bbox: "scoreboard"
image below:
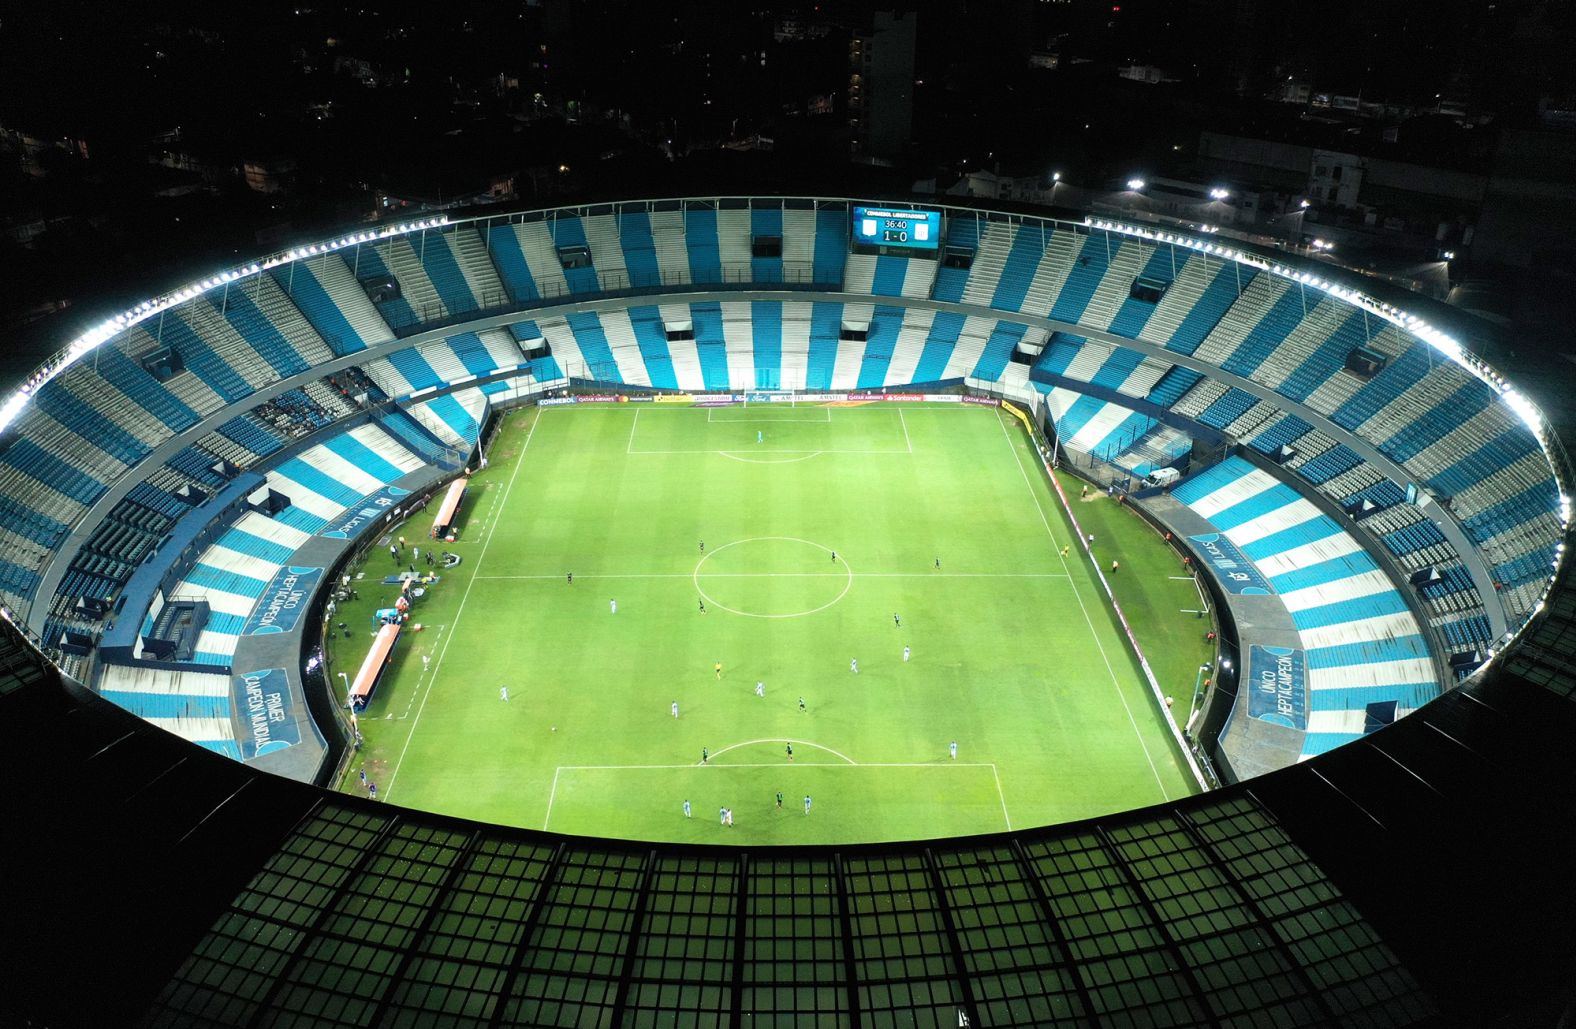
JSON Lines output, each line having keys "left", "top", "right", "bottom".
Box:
{"left": 851, "top": 207, "right": 942, "bottom": 252}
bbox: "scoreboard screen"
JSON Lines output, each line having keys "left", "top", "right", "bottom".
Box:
{"left": 851, "top": 207, "right": 942, "bottom": 251}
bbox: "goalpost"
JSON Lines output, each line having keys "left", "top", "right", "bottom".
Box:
{"left": 743, "top": 390, "right": 796, "bottom": 407}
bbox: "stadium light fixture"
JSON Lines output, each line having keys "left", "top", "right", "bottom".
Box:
{"left": 1126, "top": 177, "right": 1146, "bottom": 190}
{"left": 1051, "top": 171, "right": 1061, "bottom": 182}
{"left": 1442, "top": 250, "right": 1456, "bottom": 260}
{"left": 0, "top": 212, "right": 450, "bottom": 434}
{"left": 1299, "top": 198, "right": 1311, "bottom": 208}
{"left": 1209, "top": 187, "right": 1230, "bottom": 200}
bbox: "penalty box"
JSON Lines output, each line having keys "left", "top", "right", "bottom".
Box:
{"left": 628, "top": 405, "right": 912, "bottom": 454}
{"left": 543, "top": 761, "right": 1010, "bottom": 843}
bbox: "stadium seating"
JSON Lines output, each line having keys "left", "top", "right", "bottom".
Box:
{"left": 408, "top": 389, "right": 489, "bottom": 450}
{"left": 97, "top": 664, "right": 243, "bottom": 758}
{"left": 1175, "top": 456, "right": 1441, "bottom": 757}
{"left": 0, "top": 198, "right": 1559, "bottom": 780}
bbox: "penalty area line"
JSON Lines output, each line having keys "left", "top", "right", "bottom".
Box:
{"left": 543, "top": 766, "right": 561, "bottom": 830}
{"left": 552, "top": 762, "right": 1001, "bottom": 770}
{"left": 991, "top": 763, "right": 1011, "bottom": 830}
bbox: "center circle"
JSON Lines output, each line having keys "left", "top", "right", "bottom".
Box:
{"left": 693, "top": 537, "right": 852, "bottom": 618}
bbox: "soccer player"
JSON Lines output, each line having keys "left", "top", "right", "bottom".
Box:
{"left": 715, "top": 661, "right": 723, "bottom": 680}
{"left": 935, "top": 556, "right": 941, "bottom": 569}
{"left": 893, "top": 612, "right": 901, "bottom": 628}
{"left": 702, "top": 746, "right": 709, "bottom": 764}
{"left": 671, "top": 701, "right": 679, "bottom": 719}
{"left": 831, "top": 550, "right": 837, "bottom": 563}
{"left": 610, "top": 598, "right": 618, "bottom": 614}
{"left": 359, "top": 768, "right": 368, "bottom": 789}
{"left": 804, "top": 795, "right": 812, "bottom": 815}
{"left": 903, "top": 645, "right": 910, "bottom": 662}
{"left": 950, "top": 740, "right": 958, "bottom": 760}
{"left": 368, "top": 782, "right": 378, "bottom": 800}
{"left": 567, "top": 572, "right": 573, "bottom": 584}
{"left": 757, "top": 429, "right": 764, "bottom": 444}
{"left": 422, "top": 654, "right": 430, "bottom": 671}
{"left": 500, "top": 686, "right": 510, "bottom": 702}
{"left": 725, "top": 808, "right": 734, "bottom": 827}
{"left": 786, "top": 743, "right": 794, "bottom": 762}
{"left": 1060, "top": 545, "right": 1070, "bottom": 558}
{"left": 850, "top": 657, "right": 858, "bottom": 674}
{"left": 699, "top": 539, "right": 704, "bottom": 553}
{"left": 798, "top": 696, "right": 807, "bottom": 712}
{"left": 1110, "top": 560, "right": 1119, "bottom": 574}
{"left": 719, "top": 806, "right": 727, "bottom": 826}
{"left": 776, "top": 791, "right": 784, "bottom": 810}
{"left": 755, "top": 681, "right": 765, "bottom": 698}
{"left": 683, "top": 799, "right": 692, "bottom": 818}
{"left": 699, "top": 597, "right": 706, "bottom": 614}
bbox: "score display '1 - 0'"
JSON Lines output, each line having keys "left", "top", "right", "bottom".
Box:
{"left": 881, "top": 217, "right": 931, "bottom": 243}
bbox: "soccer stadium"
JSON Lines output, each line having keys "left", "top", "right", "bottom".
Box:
{"left": 3, "top": 196, "right": 1576, "bottom": 1027}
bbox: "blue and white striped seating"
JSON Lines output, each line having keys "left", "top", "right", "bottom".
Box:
{"left": 1176, "top": 457, "right": 1440, "bottom": 758}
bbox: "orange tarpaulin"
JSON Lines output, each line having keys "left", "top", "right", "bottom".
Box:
{"left": 431, "top": 478, "right": 466, "bottom": 537}
{"left": 349, "top": 622, "right": 401, "bottom": 705}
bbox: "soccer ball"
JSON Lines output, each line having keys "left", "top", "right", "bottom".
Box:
{"left": 551, "top": 726, "right": 557, "bottom": 732}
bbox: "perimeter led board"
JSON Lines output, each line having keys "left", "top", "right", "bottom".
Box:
{"left": 851, "top": 207, "right": 942, "bottom": 251}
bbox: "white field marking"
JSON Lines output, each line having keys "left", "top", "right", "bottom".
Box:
{"left": 628, "top": 448, "right": 908, "bottom": 455}
{"left": 707, "top": 406, "right": 831, "bottom": 422}
{"left": 471, "top": 571, "right": 1069, "bottom": 580}
{"left": 991, "top": 763, "right": 1012, "bottom": 830}
{"left": 545, "top": 762, "right": 1010, "bottom": 830}
{"left": 393, "top": 623, "right": 446, "bottom": 719}
{"left": 705, "top": 738, "right": 857, "bottom": 763}
{"left": 552, "top": 762, "right": 1000, "bottom": 770}
{"left": 626, "top": 407, "right": 641, "bottom": 454}
{"left": 543, "top": 766, "right": 562, "bottom": 830}
{"left": 899, "top": 408, "right": 913, "bottom": 453}
{"left": 718, "top": 451, "right": 822, "bottom": 464}
{"left": 1169, "top": 576, "right": 1195, "bottom": 580}
{"left": 385, "top": 408, "right": 544, "bottom": 800}
{"left": 995, "top": 409, "right": 1170, "bottom": 800}
{"left": 692, "top": 537, "right": 854, "bottom": 619}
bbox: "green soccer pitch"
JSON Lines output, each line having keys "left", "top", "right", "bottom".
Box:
{"left": 325, "top": 401, "right": 1208, "bottom": 844}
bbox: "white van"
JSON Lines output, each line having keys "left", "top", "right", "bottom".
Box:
{"left": 1145, "top": 467, "right": 1182, "bottom": 488}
